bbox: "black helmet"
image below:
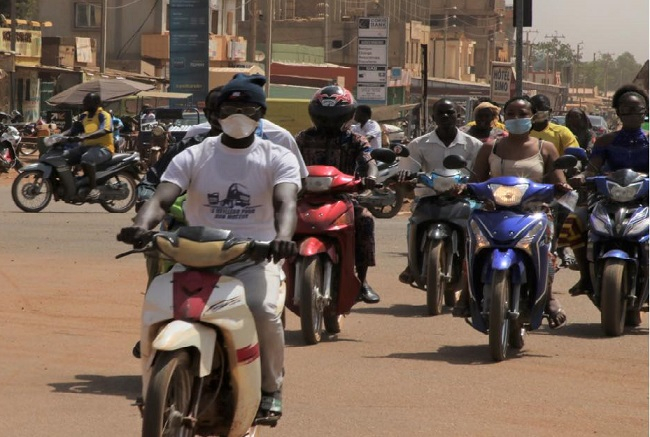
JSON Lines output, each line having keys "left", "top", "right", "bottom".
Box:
{"left": 308, "top": 85, "right": 357, "bottom": 131}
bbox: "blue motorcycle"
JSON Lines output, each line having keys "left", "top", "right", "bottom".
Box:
{"left": 586, "top": 169, "right": 649, "bottom": 336}
{"left": 444, "top": 154, "right": 577, "bottom": 361}
{"left": 405, "top": 169, "right": 476, "bottom": 315}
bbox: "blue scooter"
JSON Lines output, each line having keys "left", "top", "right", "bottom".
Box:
{"left": 444, "top": 154, "right": 577, "bottom": 361}
{"left": 586, "top": 168, "right": 649, "bottom": 336}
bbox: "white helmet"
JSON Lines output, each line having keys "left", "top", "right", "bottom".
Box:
{"left": 1, "top": 126, "right": 21, "bottom": 147}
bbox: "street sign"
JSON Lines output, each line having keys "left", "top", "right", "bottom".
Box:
{"left": 490, "top": 62, "right": 516, "bottom": 104}
{"left": 357, "top": 16, "right": 388, "bottom": 105}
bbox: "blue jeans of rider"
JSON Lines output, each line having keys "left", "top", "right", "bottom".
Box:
{"left": 219, "top": 259, "right": 285, "bottom": 394}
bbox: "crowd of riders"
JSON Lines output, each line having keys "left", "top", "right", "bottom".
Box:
{"left": 21, "top": 73, "right": 646, "bottom": 428}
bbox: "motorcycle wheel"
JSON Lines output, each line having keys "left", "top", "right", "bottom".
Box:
{"left": 425, "top": 240, "right": 446, "bottom": 316}
{"left": 11, "top": 170, "right": 52, "bottom": 213}
{"left": 18, "top": 140, "right": 38, "bottom": 156}
{"left": 367, "top": 185, "right": 404, "bottom": 219}
{"left": 100, "top": 172, "right": 138, "bottom": 213}
{"left": 488, "top": 270, "right": 511, "bottom": 362}
{"left": 601, "top": 259, "right": 627, "bottom": 337}
{"left": 142, "top": 349, "right": 194, "bottom": 437}
{"left": 299, "top": 255, "right": 325, "bottom": 345}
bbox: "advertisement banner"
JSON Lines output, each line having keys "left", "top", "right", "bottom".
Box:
{"left": 357, "top": 17, "right": 388, "bottom": 105}
{"left": 169, "top": 0, "right": 209, "bottom": 108}
{"left": 490, "top": 62, "right": 516, "bottom": 104}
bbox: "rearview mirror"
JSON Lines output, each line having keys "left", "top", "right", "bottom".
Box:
{"left": 370, "top": 148, "right": 396, "bottom": 164}
{"left": 389, "top": 143, "right": 410, "bottom": 157}
{"left": 554, "top": 155, "right": 578, "bottom": 170}
{"left": 443, "top": 154, "right": 467, "bottom": 170}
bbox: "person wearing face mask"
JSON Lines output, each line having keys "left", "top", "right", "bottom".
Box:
{"left": 565, "top": 84, "right": 649, "bottom": 328}
{"left": 452, "top": 96, "right": 573, "bottom": 329}
{"left": 529, "top": 93, "right": 579, "bottom": 154}
{"left": 118, "top": 73, "right": 302, "bottom": 425}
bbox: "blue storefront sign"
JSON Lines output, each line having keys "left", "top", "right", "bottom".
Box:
{"left": 169, "top": 0, "right": 209, "bottom": 108}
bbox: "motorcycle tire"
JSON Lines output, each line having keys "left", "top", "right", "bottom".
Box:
{"left": 142, "top": 349, "right": 194, "bottom": 437}
{"left": 299, "top": 255, "right": 325, "bottom": 345}
{"left": 367, "top": 185, "right": 404, "bottom": 219}
{"left": 425, "top": 240, "right": 446, "bottom": 316}
{"left": 600, "top": 259, "right": 627, "bottom": 337}
{"left": 11, "top": 170, "right": 52, "bottom": 213}
{"left": 488, "top": 270, "right": 511, "bottom": 362}
{"left": 100, "top": 172, "right": 138, "bottom": 213}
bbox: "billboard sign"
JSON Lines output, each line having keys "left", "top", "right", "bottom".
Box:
{"left": 357, "top": 17, "right": 388, "bottom": 105}
{"left": 490, "top": 62, "right": 516, "bottom": 104}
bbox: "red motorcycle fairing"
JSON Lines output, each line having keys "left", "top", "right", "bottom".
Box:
{"left": 172, "top": 270, "right": 221, "bottom": 321}
{"left": 297, "top": 236, "right": 339, "bottom": 263}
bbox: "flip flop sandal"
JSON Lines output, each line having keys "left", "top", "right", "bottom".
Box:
{"left": 547, "top": 308, "right": 567, "bottom": 330}
{"left": 253, "top": 393, "right": 282, "bottom": 427}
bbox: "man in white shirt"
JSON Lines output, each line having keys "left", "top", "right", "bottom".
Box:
{"left": 396, "top": 98, "right": 483, "bottom": 285}
{"left": 118, "top": 74, "right": 300, "bottom": 426}
{"left": 351, "top": 104, "right": 383, "bottom": 150}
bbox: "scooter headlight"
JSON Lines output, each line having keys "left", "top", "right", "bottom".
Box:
{"left": 607, "top": 181, "right": 642, "bottom": 202}
{"left": 304, "top": 177, "right": 333, "bottom": 193}
{"left": 489, "top": 183, "right": 528, "bottom": 207}
{"left": 469, "top": 219, "right": 490, "bottom": 252}
{"left": 433, "top": 176, "right": 456, "bottom": 193}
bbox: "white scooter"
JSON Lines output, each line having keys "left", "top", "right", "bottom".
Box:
{"left": 118, "top": 226, "right": 281, "bottom": 437}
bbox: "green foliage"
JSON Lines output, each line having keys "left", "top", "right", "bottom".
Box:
{"left": 0, "top": 0, "right": 39, "bottom": 20}
{"left": 578, "top": 52, "right": 642, "bottom": 93}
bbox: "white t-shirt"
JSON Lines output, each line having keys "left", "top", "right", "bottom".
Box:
{"left": 162, "top": 136, "right": 301, "bottom": 241}
{"left": 397, "top": 129, "right": 483, "bottom": 197}
{"left": 351, "top": 119, "right": 383, "bottom": 149}
{"left": 183, "top": 119, "right": 309, "bottom": 178}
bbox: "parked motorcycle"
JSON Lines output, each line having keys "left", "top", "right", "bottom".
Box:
{"left": 11, "top": 134, "right": 141, "bottom": 213}
{"left": 284, "top": 148, "right": 397, "bottom": 344}
{"left": 585, "top": 168, "right": 649, "bottom": 336}
{"left": 444, "top": 153, "right": 577, "bottom": 361}
{"left": 403, "top": 168, "right": 476, "bottom": 315}
{"left": 0, "top": 124, "right": 22, "bottom": 173}
{"left": 137, "top": 122, "right": 174, "bottom": 174}
{"left": 117, "top": 226, "right": 274, "bottom": 437}
{"left": 358, "top": 144, "right": 410, "bottom": 219}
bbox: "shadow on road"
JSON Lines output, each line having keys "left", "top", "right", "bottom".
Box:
{"left": 380, "top": 344, "right": 547, "bottom": 365}
{"left": 354, "top": 303, "right": 448, "bottom": 318}
{"left": 49, "top": 374, "right": 140, "bottom": 400}
{"left": 539, "top": 322, "right": 649, "bottom": 339}
{"left": 284, "top": 328, "right": 362, "bottom": 347}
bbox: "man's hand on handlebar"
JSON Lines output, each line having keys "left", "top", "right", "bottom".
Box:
{"left": 117, "top": 226, "right": 152, "bottom": 248}
{"left": 268, "top": 237, "right": 298, "bottom": 263}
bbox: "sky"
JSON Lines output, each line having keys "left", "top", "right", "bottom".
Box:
{"left": 505, "top": 0, "right": 649, "bottom": 63}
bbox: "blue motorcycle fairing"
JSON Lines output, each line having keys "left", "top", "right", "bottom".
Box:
{"left": 590, "top": 173, "right": 649, "bottom": 200}
{"left": 470, "top": 210, "right": 549, "bottom": 245}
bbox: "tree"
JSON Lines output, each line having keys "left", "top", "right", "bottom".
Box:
{"left": 0, "top": 0, "right": 39, "bottom": 20}
{"left": 578, "top": 52, "right": 642, "bottom": 94}
{"left": 530, "top": 36, "right": 575, "bottom": 83}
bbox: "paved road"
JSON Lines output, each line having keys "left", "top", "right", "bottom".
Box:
{"left": 0, "top": 180, "right": 647, "bottom": 437}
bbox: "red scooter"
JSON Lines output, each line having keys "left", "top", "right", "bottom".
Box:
{"left": 284, "top": 148, "right": 396, "bottom": 344}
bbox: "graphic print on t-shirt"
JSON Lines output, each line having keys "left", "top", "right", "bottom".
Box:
{"left": 204, "top": 183, "right": 261, "bottom": 220}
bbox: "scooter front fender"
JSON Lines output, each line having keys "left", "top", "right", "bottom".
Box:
{"left": 601, "top": 249, "right": 636, "bottom": 262}
{"left": 152, "top": 320, "right": 216, "bottom": 377}
{"left": 19, "top": 162, "right": 53, "bottom": 179}
{"left": 491, "top": 248, "right": 518, "bottom": 271}
{"left": 298, "top": 236, "right": 338, "bottom": 263}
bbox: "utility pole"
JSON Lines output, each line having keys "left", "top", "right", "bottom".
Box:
{"left": 247, "top": 0, "right": 257, "bottom": 63}
{"left": 523, "top": 29, "right": 538, "bottom": 78}
{"left": 514, "top": 0, "right": 523, "bottom": 95}
{"left": 573, "top": 41, "right": 583, "bottom": 90}
{"left": 421, "top": 43, "right": 428, "bottom": 134}
{"left": 9, "top": 0, "right": 16, "bottom": 112}
{"left": 264, "top": 0, "right": 272, "bottom": 95}
{"left": 544, "top": 32, "right": 565, "bottom": 85}
{"left": 100, "top": 0, "right": 107, "bottom": 73}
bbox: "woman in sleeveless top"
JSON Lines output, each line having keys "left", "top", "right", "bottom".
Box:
{"left": 453, "top": 96, "right": 571, "bottom": 329}
{"left": 567, "top": 85, "right": 649, "bottom": 328}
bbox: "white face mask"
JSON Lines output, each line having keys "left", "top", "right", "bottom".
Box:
{"left": 218, "top": 114, "right": 258, "bottom": 139}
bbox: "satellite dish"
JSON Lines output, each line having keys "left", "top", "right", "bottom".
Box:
{"left": 255, "top": 51, "right": 265, "bottom": 62}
